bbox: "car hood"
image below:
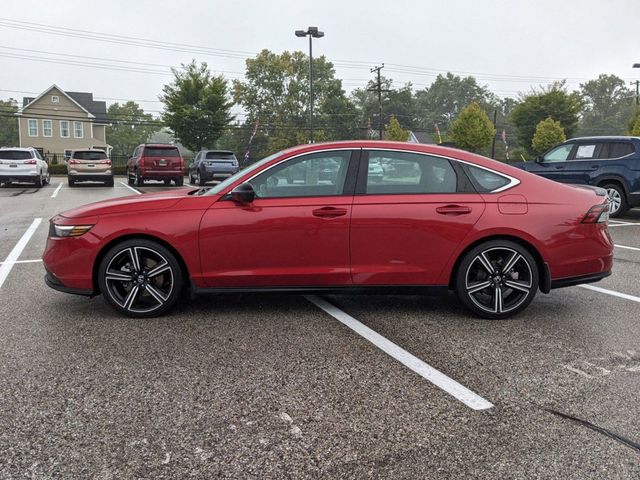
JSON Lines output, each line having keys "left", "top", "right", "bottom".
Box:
{"left": 59, "top": 188, "right": 196, "bottom": 219}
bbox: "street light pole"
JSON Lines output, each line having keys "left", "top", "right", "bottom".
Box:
{"left": 296, "top": 26, "right": 324, "bottom": 143}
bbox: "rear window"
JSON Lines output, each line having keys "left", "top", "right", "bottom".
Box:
{"left": 143, "top": 147, "right": 180, "bottom": 157}
{"left": 0, "top": 150, "right": 33, "bottom": 160}
{"left": 607, "top": 142, "right": 635, "bottom": 158}
{"left": 72, "top": 151, "right": 108, "bottom": 160}
{"left": 205, "top": 152, "right": 235, "bottom": 160}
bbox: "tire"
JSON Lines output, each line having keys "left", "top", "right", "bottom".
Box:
{"left": 164, "top": 179, "right": 171, "bottom": 186}
{"left": 106, "top": 176, "right": 114, "bottom": 187}
{"left": 34, "top": 173, "right": 43, "bottom": 188}
{"left": 127, "top": 169, "right": 134, "bottom": 185}
{"left": 97, "top": 239, "right": 184, "bottom": 318}
{"left": 175, "top": 176, "right": 183, "bottom": 187}
{"left": 44, "top": 171, "right": 50, "bottom": 185}
{"left": 196, "top": 171, "right": 205, "bottom": 187}
{"left": 68, "top": 176, "right": 75, "bottom": 187}
{"left": 602, "top": 183, "right": 628, "bottom": 218}
{"left": 455, "top": 239, "right": 539, "bottom": 320}
{"left": 189, "top": 171, "right": 195, "bottom": 184}
{"left": 135, "top": 170, "right": 144, "bottom": 187}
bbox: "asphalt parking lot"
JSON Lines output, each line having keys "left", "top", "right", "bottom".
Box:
{"left": 1, "top": 178, "right": 640, "bottom": 479}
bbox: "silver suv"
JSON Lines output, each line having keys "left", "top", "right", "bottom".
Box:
{"left": 0, "top": 147, "right": 50, "bottom": 187}
{"left": 188, "top": 150, "right": 239, "bottom": 186}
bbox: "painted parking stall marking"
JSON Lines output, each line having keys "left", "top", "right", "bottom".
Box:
{"left": 0, "top": 218, "right": 42, "bottom": 289}
{"left": 0, "top": 259, "right": 42, "bottom": 266}
{"left": 50, "top": 182, "right": 63, "bottom": 198}
{"left": 615, "top": 244, "right": 640, "bottom": 252}
{"left": 579, "top": 284, "right": 640, "bottom": 304}
{"left": 306, "top": 295, "right": 494, "bottom": 411}
{"left": 119, "top": 181, "right": 142, "bottom": 195}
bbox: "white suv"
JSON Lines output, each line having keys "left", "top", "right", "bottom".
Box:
{"left": 0, "top": 147, "right": 50, "bottom": 188}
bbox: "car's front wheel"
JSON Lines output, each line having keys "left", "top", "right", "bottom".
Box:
{"left": 98, "top": 239, "right": 183, "bottom": 318}
{"left": 602, "top": 183, "right": 628, "bottom": 218}
{"left": 455, "top": 240, "right": 538, "bottom": 319}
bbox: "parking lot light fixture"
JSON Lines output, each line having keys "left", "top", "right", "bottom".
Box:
{"left": 295, "top": 26, "right": 325, "bottom": 143}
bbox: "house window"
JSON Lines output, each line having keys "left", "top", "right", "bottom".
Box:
{"left": 28, "top": 119, "right": 38, "bottom": 137}
{"left": 60, "top": 120, "right": 70, "bottom": 138}
{"left": 64, "top": 150, "right": 72, "bottom": 161}
{"left": 43, "top": 119, "right": 53, "bottom": 137}
{"left": 74, "top": 121, "right": 83, "bottom": 138}
{"left": 51, "top": 96, "right": 59, "bottom": 103}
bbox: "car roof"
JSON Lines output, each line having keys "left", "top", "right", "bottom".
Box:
{"left": 201, "top": 149, "right": 234, "bottom": 154}
{"left": 0, "top": 147, "right": 36, "bottom": 151}
{"left": 142, "top": 143, "right": 179, "bottom": 148}
{"left": 566, "top": 136, "right": 640, "bottom": 142}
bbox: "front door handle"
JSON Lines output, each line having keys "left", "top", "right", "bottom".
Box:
{"left": 591, "top": 165, "right": 599, "bottom": 169}
{"left": 436, "top": 205, "right": 472, "bottom": 215}
{"left": 554, "top": 166, "right": 564, "bottom": 170}
{"left": 312, "top": 207, "right": 348, "bottom": 218}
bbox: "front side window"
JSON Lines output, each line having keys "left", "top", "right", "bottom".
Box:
{"left": 574, "top": 143, "right": 604, "bottom": 160}
{"left": 543, "top": 144, "right": 573, "bottom": 163}
{"left": 74, "top": 121, "right": 83, "bottom": 138}
{"left": 43, "top": 119, "right": 52, "bottom": 137}
{"left": 28, "top": 119, "right": 38, "bottom": 137}
{"left": 364, "top": 150, "right": 457, "bottom": 194}
{"left": 249, "top": 151, "right": 352, "bottom": 198}
{"left": 60, "top": 121, "right": 70, "bottom": 138}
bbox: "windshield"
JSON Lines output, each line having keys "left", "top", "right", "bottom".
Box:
{"left": 0, "top": 150, "right": 33, "bottom": 160}
{"left": 204, "top": 150, "right": 285, "bottom": 196}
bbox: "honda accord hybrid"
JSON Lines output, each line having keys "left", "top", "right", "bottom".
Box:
{"left": 43, "top": 141, "right": 613, "bottom": 319}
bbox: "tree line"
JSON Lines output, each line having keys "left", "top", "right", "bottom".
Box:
{"left": 2, "top": 49, "right": 640, "bottom": 162}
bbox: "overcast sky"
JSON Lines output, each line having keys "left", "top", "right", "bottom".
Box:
{"left": 1, "top": 0, "right": 639, "bottom": 119}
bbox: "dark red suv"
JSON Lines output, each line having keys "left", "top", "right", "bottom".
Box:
{"left": 127, "top": 144, "right": 184, "bottom": 187}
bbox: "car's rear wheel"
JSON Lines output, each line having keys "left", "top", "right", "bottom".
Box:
{"left": 163, "top": 179, "right": 171, "bottom": 186}
{"left": 106, "top": 176, "right": 114, "bottom": 187}
{"left": 98, "top": 239, "right": 183, "bottom": 318}
{"left": 135, "top": 170, "right": 144, "bottom": 187}
{"left": 127, "top": 169, "right": 134, "bottom": 185}
{"left": 455, "top": 240, "right": 538, "bottom": 319}
{"left": 196, "top": 171, "right": 205, "bottom": 186}
{"left": 68, "top": 176, "right": 75, "bottom": 187}
{"left": 44, "top": 172, "right": 50, "bottom": 185}
{"left": 34, "top": 173, "right": 43, "bottom": 188}
{"left": 602, "top": 183, "right": 628, "bottom": 218}
{"left": 175, "top": 176, "right": 183, "bottom": 187}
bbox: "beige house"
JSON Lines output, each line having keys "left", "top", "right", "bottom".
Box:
{"left": 16, "top": 85, "right": 110, "bottom": 160}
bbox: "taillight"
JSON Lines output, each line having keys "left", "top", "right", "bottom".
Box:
{"left": 24, "top": 159, "right": 37, "bottom": 164}
{"left": 139, "top": 158, "right": 145, "bottom": 168}
{"left": 582, "top": 203, "right": 609, "bottom": 224}
{"left": 68, "top": 159, "right": 78, "bottom": 165}
{"left": 99, "top": 159, "right": 112, "bottom": 165}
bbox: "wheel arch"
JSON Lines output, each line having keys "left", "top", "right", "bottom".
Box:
{"left": 596, "top": 176, "right": 629, "bottom": 197}
{"left": 448, "top": 234, "right": 548, "bottom": 293}
{"left": 92, "top": 234, "right": 190, "bottom": 294}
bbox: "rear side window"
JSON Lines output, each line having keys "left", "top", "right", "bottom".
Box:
{"left": 205, "top": 152, "right": 235, "bottom": 160}
{"left": 73, "top": 151, "right": 108, "bottom": 160}
{"left": 143, "top": 147, "right": 180, "bottom": 157}
{"left": 607, "top": 142, "right": 635, "bottom": 159}
{"left": 0, "top": 150, "right": 32, "bottom": 160}
{"left": 466, "top": 165, "right": 511, "bottom": 192}
{"left": 364, "top": 151, "right": 457, "bottom": 194}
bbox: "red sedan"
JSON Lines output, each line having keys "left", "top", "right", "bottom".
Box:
{"left": 43, "top": 141, "right": 613, "bottom": 319}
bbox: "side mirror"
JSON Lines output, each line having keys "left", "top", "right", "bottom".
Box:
{"left": 535, "top": 155, "right": 543, "bottom": 163}
{"left": 230, "top": 183, "right": 255, "bottom": 204}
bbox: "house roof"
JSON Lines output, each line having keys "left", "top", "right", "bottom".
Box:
{"left": 20, "top": 85, "right": 108, "bottom": 123}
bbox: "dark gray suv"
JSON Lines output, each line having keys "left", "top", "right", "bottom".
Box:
{"left": 188, "top": 150, "right": 239, "bottom": 186}
{"left": 513, "top": 136, "right": 640, "bottom": 217}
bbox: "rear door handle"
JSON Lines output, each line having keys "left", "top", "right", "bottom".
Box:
{"left": 591, "top": 165, "right": 599, "bottom": 169}
{"left": 436, "top": 205, "right": 472, "bottom": 215}
{"left": 312, "top": 207, "right": 348, "bottom": 218}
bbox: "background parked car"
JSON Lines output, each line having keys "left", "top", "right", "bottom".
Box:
{"left": 67, "top": 149, "right": 113, "bottom": 187}
{"left": 513, "top": 136, "right": 640, "bottom": 217}
{"left": 189, "top": 150, "right": 239, "bottom": 186}
{"left": 127, "top": 144, "right": 184, "bottom": 187}
{"left": 0, "top": 147, "right": 50, "bottom": 187}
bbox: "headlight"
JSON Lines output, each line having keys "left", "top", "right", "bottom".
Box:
{"left": 49, "top": 223, "right": 94, "bottom": 237}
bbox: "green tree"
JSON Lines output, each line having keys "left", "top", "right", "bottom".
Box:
{"left": 161, "top": 60, "right": 233, "bottom": 152}
{"left": 531, "top": 117, "right": 566, "bottom": 154}
{"left": 414, "top": 73, "right": 499, "bottom": 131}
{"left": 510, "top": 81, "right": 582, "bottom": 153}
{"left": 385, "top": 115, "right": 409, "bottom": 141}
{"left": 233, "top": 50, "right": 358, "bottom": 155}
{"left": 106, "top": 101, "right": 159, "bottom": 156}
{"left": 0, "top": 99, "right": 19, "bottom": 147}
{"left": 630, "top": 114, "right": 640, "bottom": 136}
{"left": 627, "top": 109, "right": 640, "bottom": 134}
{"left": 578, "top": 74, "right": 634, "bottom": 136}
{"left": 449, "top": 102, "right": 496, "bottom": 152}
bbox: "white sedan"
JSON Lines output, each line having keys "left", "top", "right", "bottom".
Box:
{"left": 0, "top": 147, "right": 50, "bottom": 187}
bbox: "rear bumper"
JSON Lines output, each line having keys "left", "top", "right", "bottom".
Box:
{"left": 0, "top": 173, "right": 39, "bottom": 182}
{"left": 202, "top": 166, "right": 239, "bottom": 180}
{"left": 69, "top": 173, "right": 113, "bottom": 182}
{"left": 551, "top": 270, "right": 611, "bottom": 289}
{"left": 45, "top": 270, "right": 95, "bottom": 296}
{"left": 140, "top": 170, "right": 184, "bottom": 179}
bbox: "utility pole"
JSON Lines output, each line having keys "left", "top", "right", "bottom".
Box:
{"left": 368, "top": 64, "right": 390, "bottom": 140}
{"left": 490, "top": 109, "right": 497, "bottom": 159}
{"left": 633, "top": 80, "right": 640, "bottom": 107}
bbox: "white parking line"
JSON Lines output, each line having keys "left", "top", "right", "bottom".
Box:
{"left": 608, "top": 222, "right": 640, "bottom": 227}
{"left": 615, "top": 244, "right": 640, "bottom": 252}
{"left": 119, "top": 181, "right": 141, "bottom": 195}
{"left": 579, "top": 284, "right": 640, "bottom": 303}
{"left": 0, "top": 259, "right": 42, "bottom": 266}
{"left": 0, "top": 218, "right": 42, "bottom": 289}
{"left": 50, "top": 182, "right": 63, "bottom": 198}
{"left": 306, "top": 295, "right": 494, "bottom": 411}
